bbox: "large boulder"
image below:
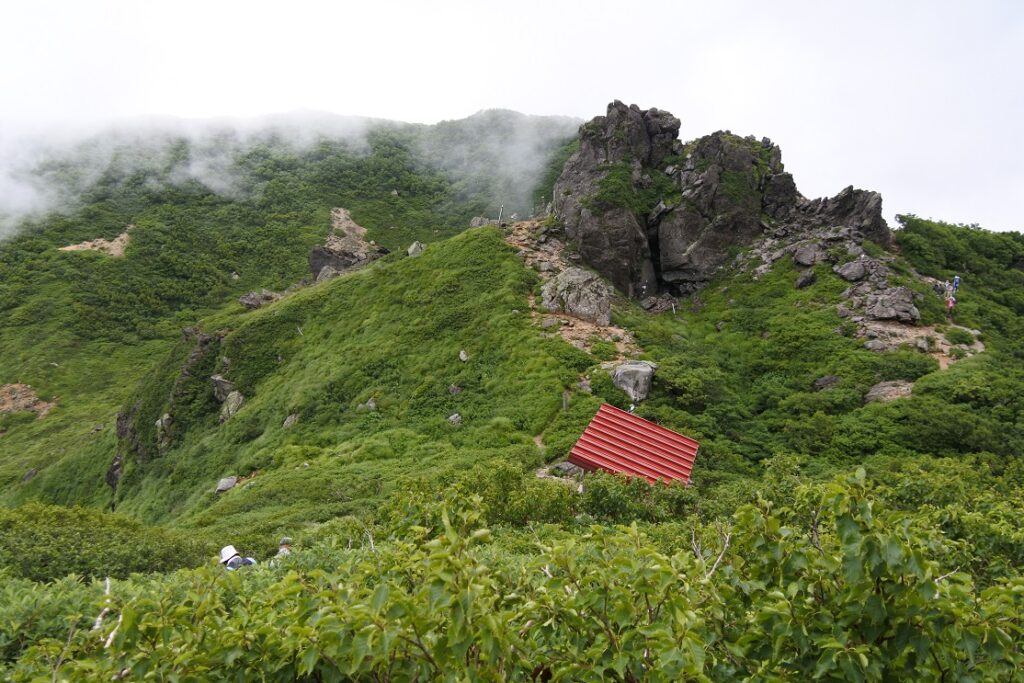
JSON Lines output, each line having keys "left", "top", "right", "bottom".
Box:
{"left": 540, "top": 268, "right": 612, "bottom": 326}
{"left": 611, "top": 360, "right": 658, "bottom": 402}
{"left": 865, "top": 380, "right": 913, "bottom": 403}
{"left": 210, "top": 375, "right": 235, "bottom": 402}
{"left": 219, "top": 391, "right": 244, "bottom": 423}
{"left": 552, "top": 101, "right": 679, "bottom": 295}
{"left": 215, "top": 476, "right": 238, "bottom": 493}
{"left": 865, "top": 287, "right": 920, "bottom": 323}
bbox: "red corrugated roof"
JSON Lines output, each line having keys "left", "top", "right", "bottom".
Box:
{"left": 569, "top": 404, "right": 699, "bottom": 484}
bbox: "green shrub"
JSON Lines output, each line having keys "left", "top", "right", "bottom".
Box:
{"left": 0, "top": 503, "right": 210, "bottom": 582}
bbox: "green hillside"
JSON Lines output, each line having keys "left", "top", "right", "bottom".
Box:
{"left": 2, "top": 115, "right": 1024, "bottom": 679}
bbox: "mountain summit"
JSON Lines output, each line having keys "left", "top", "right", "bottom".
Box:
{"left": 553, "top": 100, "right": 889, "bottom": 296}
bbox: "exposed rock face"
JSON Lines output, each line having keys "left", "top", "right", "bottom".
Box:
{"left": 540, "top": 267, "right": 612, "bottom": 326}
{"left": 210, "top": 375, "right": 235, "bottom": 402}
{"left": 611, "top": 360, "right": 658, "bottom": 402}
{"left": 283, "top": 414, "right": 299, "bottom": 428}
{"left": 864, "top": 287, "right": 920, "bottom": 323}
{"left": 309, "top": 208, "right": 387, "bottom": 279}
{"left": 219, "top": 391, "right": 244, "bottom": 423}
{"left": 155, "top": 413, "right": 174, "bottom": 451}
{"left": 239, "top": 289, "right": 280, "bottom": 310}
{"left": 552, "top": 101, "right": 891, "bottom": 297}
{"left": 865, "top": 380, "right": 913, "bottom": 403}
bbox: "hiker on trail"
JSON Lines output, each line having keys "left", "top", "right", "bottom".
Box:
{"left": 219, "top": 545, "right": 256, "bottom": 570}
{"left": 946, "top": 296, "right": 956, "bottom": 314}
{"left": 953, "top": 275, "right": 961, "bottom": 293}
{"left": 944, "top": 281, "right": 953, "bottom": 298}
{"left": 276, "top": 537, "right": 292, "bottom": 558}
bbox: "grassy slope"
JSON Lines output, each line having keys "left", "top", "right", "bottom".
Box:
{"left": 97, "top": 229, "right": 600, "bottom": 549}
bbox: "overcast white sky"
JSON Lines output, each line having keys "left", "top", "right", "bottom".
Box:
{"left": 1, "top": 0, "right": 1021, "bottom": 230}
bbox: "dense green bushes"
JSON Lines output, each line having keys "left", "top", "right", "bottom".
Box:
{"left": 0, "top": 503, "right": 209, "bottom": 582}
{"left": 5, "top": 472, "right": 1024, "bottom": 680}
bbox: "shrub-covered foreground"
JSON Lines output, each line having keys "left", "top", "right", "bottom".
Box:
{"left": 0, "top": 503, "right": 209, "bottom": 582}
{"left": 6, "top": 471, "right": 1023, "bottom": 681}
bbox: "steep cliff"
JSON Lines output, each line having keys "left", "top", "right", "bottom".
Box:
{"left": 553, "top": 101, "right": 890, "bottom": 296}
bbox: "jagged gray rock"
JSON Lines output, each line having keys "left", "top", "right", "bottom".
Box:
{"left": 864, "top": 339, "right": 889, "bottom": 352}
{"left": 448, "top": 413, "right": 462, "bottom": 426}
{"left": 216, "top": 476, "right": 238, "bottom": 493}
{"left": 283, "top": 414, "right": 299, "bottom": 428}
{"left": 239, "top": 289, "right": 280, "bottom": 310}
{"left": 865, "top": 380, "right": 913, "bottom": 403}
{"left": 865, "top": 287, "right": 920, "bottom": 323}
{"left": 551, "top": 101, "right": 891, "bottom": 297}
{"left": 611, "top": 360, "right": 658, "bottom": 402}
{"left": 210, "top": 375, "right": 235, "bottom": 402}
{"left": 407, "top": 241, "right": 426, "bottom": 257}
{"left": 540, "top": 268, "right": 612, "bottom": 326}
{"left": 155, "top": 413, "right": 173, "bottom": 451}
{"left": 219, "top": 391, "right": 244, "bottom": 423}
{"left": 835, "top": 259, "right": 867, "bottom": 282}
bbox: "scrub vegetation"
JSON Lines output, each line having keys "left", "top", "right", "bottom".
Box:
{"left": 1, "top": 121, "right": 1024, "bottom": 679}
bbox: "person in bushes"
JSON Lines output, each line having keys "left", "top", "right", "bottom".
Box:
{"left": 219, "top": 544, "right": 256, "bottom": 570}
{"left": 276, "top": 537, "right": 292, "bottom": 558}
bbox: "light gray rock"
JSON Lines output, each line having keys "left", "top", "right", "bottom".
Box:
{"left": 540, "top": 267, "right": 612, "bottom": 326}
{"left": 864, "top": 339, "right": 888, "bottom": 352}
{"left": 407, "top": 241, "right": 426, "bottom": 257}
{"left": 459, "top": 350, "right": 469, "bottom": 362}
{"left": 316, "top": 265, "right": 341, "bottom": 282}
{"left": 835, "top": 260, "right": 867, "bottom": 282}
{"left": 611, "top": 360, "right": 658, "bottom": 402}
{"left": 865, "top": 287, "right": 920, "bottom": 323}
{"left": 865, "top": 380, "right": 913, "bottom": 403}
{"left": 216, "top": 476, "right": 238, "bottom": 493}
{"left": 792, "top": 243, "right": 824, "bottom": 267}
{"left": 219, "top": 391, "right": 244, "bottom": 423}
{"left": 283, "top": 414, "right": 299, "bottom": 428}
{"left": 210, "top": 375, "right": 235, "bottom": 402}
{"left": 155, "top": 413, "right": 173, "bottom": 450}
{"left": 239, "top": 289, "right": 280, "bottom": 310}
{"left": 448, "top": 413, "right": 462, "bottom": 426}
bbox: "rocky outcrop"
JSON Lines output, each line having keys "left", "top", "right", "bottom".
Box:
{"left": 551, "top": 101, "right": 891, "bottom": 297}
{"left": 865, "top": 380, "right": 913, "bottom": 403}
{"left": 210, "top": 375, "right": 235, "bottom": 402}
{"left": 407, "top": 241, "right": 426, "bottom": 257}
{"left": 239, "top": 289, "right": 280, "bottom": 310}
{"left": 219, "top": 391, "right": 244, "bottom": 423}
{"left": 540, "top": 268, "right": 612, "bottom": 326}
{"left": 309, "top": 208, "right": 388, "bottom": 279}
{"left": 611, "top": 360, "right": 658, "bottom": 402}
{"left": 216, "top": 476, "right": 238, "bottom": 493}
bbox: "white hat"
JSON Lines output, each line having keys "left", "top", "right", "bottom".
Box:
{"left": 219, "top": 545, "right": 240, "bottom": 564}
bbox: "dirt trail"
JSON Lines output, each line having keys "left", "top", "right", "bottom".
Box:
{"left": 59, "top": 225, "right": 133, "bottom": 256}
{"left": 507, "top": 221, "right": 638, "bottom": 360}
{"left": 859, "top": 319, "right": 984, "bottom": 370}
